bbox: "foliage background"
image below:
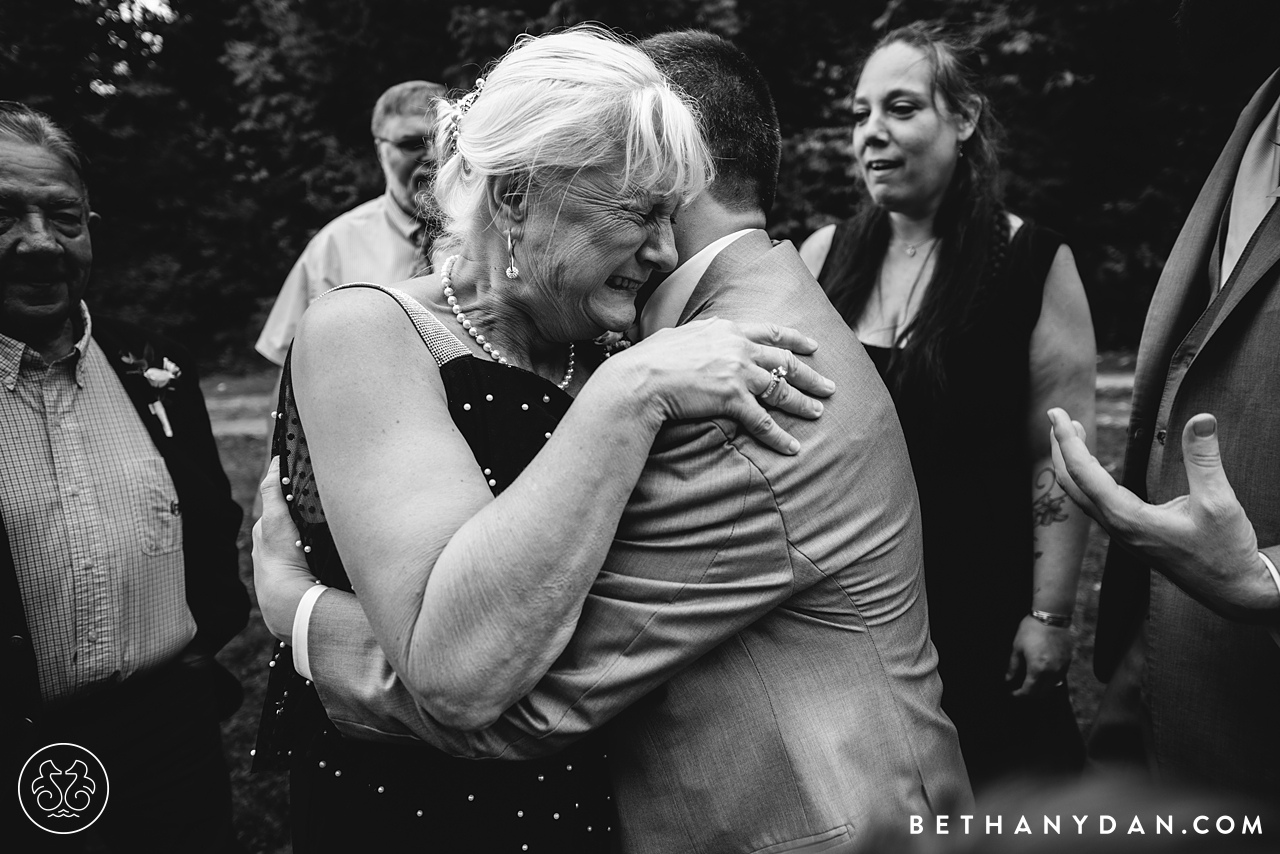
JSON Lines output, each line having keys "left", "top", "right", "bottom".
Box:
{"left": 2, "top": 0, "right": 1275, "bottom": 368}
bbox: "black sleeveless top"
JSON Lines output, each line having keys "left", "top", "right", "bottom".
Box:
{"left": 253, "top": 284, "right": 615, "bottom": 852}
{"left": 819, "top": 222, "right": 1085, "bottom": 788}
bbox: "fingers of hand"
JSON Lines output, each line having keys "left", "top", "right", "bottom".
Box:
{"left": 1005, "top": 647, "right": 1023, "bottom": 682}
{"left": 737, "top": 401, "right": 801, "bottom": 455}
{"left": 780, "top": 356, "right": 834, "bottom": 399}
{"left": 1181, "top": 413, "right": 1232, "bottom": 498}
{"left": 1047, "top": 409, "right": 1118, "bottom": 515}
{"left": 767, "top": 376, "right": 824, "bottom": 420}
{"left": 251, "top": 516, "right": 266, "bottom": 563}
{"left": 259, "top": 456, "right": 281, "bottom": 501}
{"left": 1049, "top": 422, "right": 1095, "bottom": 514}
{"left": 751, "top": 343, "right": 834, "bottom": 400}
{"left": 756, "top": 365, "right": 784, "bottom": 403}
{"left": 741, "top": 321, "right": 818, "bottom": 355}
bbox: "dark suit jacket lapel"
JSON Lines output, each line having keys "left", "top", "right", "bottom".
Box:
{"left": 1126, "top": 68, "right": 1280, "bottom": 495}
{"left": 1199, "top": 202, "right": 1280, "bottom": 344}
{"left": 93, "top": 323, "right": 176, "bottom": 453}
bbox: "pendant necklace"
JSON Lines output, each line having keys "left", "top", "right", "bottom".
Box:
{"left": 899, "top": 236, "right": 937, "bottom": 258}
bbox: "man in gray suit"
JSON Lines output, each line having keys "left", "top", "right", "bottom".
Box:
{"left": 256, "top": 31, "right": 969, "bottom": 851}
{"left": 1050, "top": 0, "right": 1279, "bottom": 800}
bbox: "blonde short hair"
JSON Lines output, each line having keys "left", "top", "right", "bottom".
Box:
{"left": 432, "top": 25, "right": 711, "bottom": 248}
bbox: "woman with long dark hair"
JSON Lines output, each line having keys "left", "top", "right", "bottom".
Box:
{"left": 801, "top": 22, "right": 1096, "bottom": 788}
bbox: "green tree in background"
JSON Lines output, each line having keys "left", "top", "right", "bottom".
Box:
{"left": 2, "top": 0, "right": 1271, "bottom": 366}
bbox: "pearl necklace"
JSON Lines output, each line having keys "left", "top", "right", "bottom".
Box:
{"left": 441, "top": 255, "right": 575, "bottom": 390}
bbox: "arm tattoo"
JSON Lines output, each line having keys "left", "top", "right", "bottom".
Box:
{"left": 1032, "top": 467, "right": 1069, "bottom": 528}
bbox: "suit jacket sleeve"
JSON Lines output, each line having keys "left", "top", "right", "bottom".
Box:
{"left": 307, "top": 417, "right": 798, "bottom": 757}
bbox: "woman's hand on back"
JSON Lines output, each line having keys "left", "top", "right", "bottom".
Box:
{"left": 252, "top": 456, "right": 321, "bottom": 644}
{"left": 604, "top": 317, "right": 835, "bottom": 455}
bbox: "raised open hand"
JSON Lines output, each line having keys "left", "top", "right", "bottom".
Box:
{"left": 1048, "top": 408, "right": 1278, "bottom": 622}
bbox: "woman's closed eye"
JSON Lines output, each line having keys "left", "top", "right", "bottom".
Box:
{"left": 888, "top": 100, "right": 919, "bottom": 118}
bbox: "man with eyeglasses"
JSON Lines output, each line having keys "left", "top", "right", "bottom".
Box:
{"left": 255, "top": 80, "right": 446, "bottom": 367}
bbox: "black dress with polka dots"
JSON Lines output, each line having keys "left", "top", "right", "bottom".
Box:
{"left": 252, "top": 284, "right": 616, "bottom": 853}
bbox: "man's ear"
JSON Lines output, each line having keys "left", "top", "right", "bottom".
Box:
{"left": 88, "top": 211, "right": 101, "bottom": 226}
{"left": 485, "top": 173, "right": 528, "bottom": 228}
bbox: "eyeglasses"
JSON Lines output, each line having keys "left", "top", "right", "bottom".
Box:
{"left": 376, "top": 136, "right": 434, "bottom": 159}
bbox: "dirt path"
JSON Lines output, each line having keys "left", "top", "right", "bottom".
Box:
{"left": 203, "top": 373, "right": 1136, "bottom": 436}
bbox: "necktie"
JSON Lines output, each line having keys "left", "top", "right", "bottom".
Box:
{"left": 1221, "top": 99, "right": 1280, "bottom": 287}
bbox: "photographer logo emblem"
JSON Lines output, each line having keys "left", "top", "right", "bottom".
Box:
{"left": 18, "top": 743, "right": 110, "bottom": 834}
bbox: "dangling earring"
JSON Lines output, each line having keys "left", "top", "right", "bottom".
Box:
{"left": 957, "top": 140, "right": 966, "bottom": 159}
{"left": 505, "top": 229, "right": 520, "bottom": 280}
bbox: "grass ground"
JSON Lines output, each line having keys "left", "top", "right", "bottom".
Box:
{"left": 208, "top": 359, "right": 1132, "bottom": 852}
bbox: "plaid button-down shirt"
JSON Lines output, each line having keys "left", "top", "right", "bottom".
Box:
{"left": 0, "top": 304, "right": 194, "bottom": 705}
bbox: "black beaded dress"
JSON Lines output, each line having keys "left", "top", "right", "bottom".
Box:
{"left": 818, "top": 221, "right": 1085, "bottom": 789}
{"left": 253, "top": 284, "right": 616, "bottom": 853}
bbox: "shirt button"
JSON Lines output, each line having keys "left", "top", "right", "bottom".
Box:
{"left": 1156, "top": 429, "right": 1167, "bottom": 445}
{"left": 87, "top": 630, "right": 98, "bottom": 642}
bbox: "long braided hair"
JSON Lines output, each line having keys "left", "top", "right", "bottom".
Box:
{"left": 825, "top": 22, "right": 1008, "bottom": 398}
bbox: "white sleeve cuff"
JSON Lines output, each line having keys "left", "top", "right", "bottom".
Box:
{"left": 1259, "top": 552, "right": 1280, "bottom": 648}
{"left": 292, "top": 583, "right": 329, "bottom": 681}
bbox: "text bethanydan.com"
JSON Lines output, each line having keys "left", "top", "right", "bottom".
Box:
{"left": 910, "top": 814, "right": 1263, "bottom": 837}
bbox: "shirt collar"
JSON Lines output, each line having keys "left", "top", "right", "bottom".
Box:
{"left": 0, "top": 301, "right": 92, "bottom": 391}
{"left": 1269, "top": 100, "right": 1280, "bottom": 200}
{"left": 636, "top": 228, "right": 760, "bottom": 340}
{"left": 382, "top": 188, "right": 422, "bottom": 242}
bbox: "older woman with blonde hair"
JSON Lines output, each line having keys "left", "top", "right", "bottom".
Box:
{"left": 252, "top": 26, "right": 831, "bottom": 852}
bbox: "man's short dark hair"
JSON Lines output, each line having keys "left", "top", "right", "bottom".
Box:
{"left": 640, "top": 31, "right": 781, "bottom": 215}
{"left": 371, "top": 80, "right": 447, "bottom": 138}
{"left": 0, "top": 101, "right": 87, "bottom": 191}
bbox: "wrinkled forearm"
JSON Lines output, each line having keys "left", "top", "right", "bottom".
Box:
{"left": 305, "top": 421, "right": 796, "bottom": 758}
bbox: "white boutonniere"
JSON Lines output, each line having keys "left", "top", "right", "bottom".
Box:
{"left": 121, "top": 349, "right": 182, "bottom": 437}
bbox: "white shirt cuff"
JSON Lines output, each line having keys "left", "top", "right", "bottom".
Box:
{"left": 1258, "top": 552, "right": 1280, "bottom": 648}
{"left": 292, "top": 583, "right": 328, "bottom": 681}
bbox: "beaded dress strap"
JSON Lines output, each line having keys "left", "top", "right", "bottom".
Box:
{"left": 326, "top": 282, "right": 471, "bottom": 368}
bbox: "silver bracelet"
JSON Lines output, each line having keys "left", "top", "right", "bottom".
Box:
{"left": 1030, "top": 609, "right": 1072, "bottom": 628}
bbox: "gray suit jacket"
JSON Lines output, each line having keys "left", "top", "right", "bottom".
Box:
{"left": 306, "top": 231, "right": 971, "bottom": 852}
{"left": 1094, "top": 69, "right": 1280, "bottom": 797}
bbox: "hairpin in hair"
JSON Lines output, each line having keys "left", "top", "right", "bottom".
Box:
{"left": 450, "top": 77, "right": 485, "bottom": 156}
